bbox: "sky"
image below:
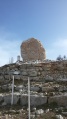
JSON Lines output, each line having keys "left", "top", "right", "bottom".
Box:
{"left": 0, "top": 0, "right": 67, "bottom": 66}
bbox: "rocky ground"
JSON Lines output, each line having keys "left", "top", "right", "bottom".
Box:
{"left": 0, "top": 80, "right": 67, "bottom": 119}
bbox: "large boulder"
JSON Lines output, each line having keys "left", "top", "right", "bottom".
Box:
{"left": 20, "top": 94, "right": 47, "bottom": 106}
{"left": 30, "top": 95, "right": 47, "bottom": 106}
{"left": 21, "top": 38, "right": 46, "bottom": 61}
{"left": 4, "top": 93, "right": 20, "bottom": 105}
{"left": 48, "top": 93, "right": 67, "bottom": 106}
{"left": 20, "top": 94, "right": 28, "bottom": 106}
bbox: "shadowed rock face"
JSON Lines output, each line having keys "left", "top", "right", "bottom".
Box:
{"left": 21, "top": 38, "right": 46, "bottom": 61}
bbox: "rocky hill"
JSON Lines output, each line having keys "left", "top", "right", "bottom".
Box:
{"left": 0, "top": 60, "right": 67, "bottom": 119}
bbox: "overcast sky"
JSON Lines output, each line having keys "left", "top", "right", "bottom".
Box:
{"left": 0, "top": 0, "right": 67, "bottom": 66}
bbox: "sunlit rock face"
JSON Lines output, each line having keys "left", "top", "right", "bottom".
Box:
{"left": 21, "top": 38, "right": 46, "bottom": 61}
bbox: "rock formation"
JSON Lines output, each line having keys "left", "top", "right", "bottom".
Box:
{"left": 21, "top": 38, "right": 46, "bottom": 61}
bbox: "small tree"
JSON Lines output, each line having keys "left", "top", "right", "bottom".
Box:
{"left": 63, "top": 55, "right": 66, "bottom": 60}
{"left": 56, "top": 55, "right": 63, "bottom": 61}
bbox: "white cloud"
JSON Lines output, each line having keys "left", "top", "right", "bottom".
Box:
{"left": 0, "top": 30, "right": 22, "bottom": 66}
{"left": 53, "top": 39, "right": 67, "bottom": 48}
{"left": 46, "top": 39, "right": 67, "bottom": 60}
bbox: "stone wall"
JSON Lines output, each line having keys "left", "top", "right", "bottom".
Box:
{"left": 0, "top": 60, "right": 67, "bottom": 83}
{"left": 0, "top": 60, "right": 67, "bottom": 107}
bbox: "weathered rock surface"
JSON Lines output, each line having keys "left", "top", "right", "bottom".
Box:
{"left": 42, "top": 87, "right": 55, "bottom": 92}
{"left": 30, "top": 95, "right": 47, "bottom": 106}
{"left": 48, "top": 93, "right": 67, "bottom": 106}
{"left": 0, "top": 94, "right": 3, "bottom": 102}
{"left": 4, "top": 93, "right": 20, "bottom": 105}
{"left": 20, "top": 94, "right": 47, "bottom": 106}
{"left": 30, "top": 86, "right": 40, "bottom": 92}
{"left": 1, "top": 85, "right": 8, "bottom": 90}
{"left": 29, "top": 70, "right": 37, "bottom": 77}
{"left": 20, "top": 94, "right": 28, "bottom": 106}
{"left": 21, "top": 38, "right": 46, "bottom": 61}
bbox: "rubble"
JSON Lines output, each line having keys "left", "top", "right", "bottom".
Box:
{"left": 0, "top": 60, "right": 67, "bottom": 118}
